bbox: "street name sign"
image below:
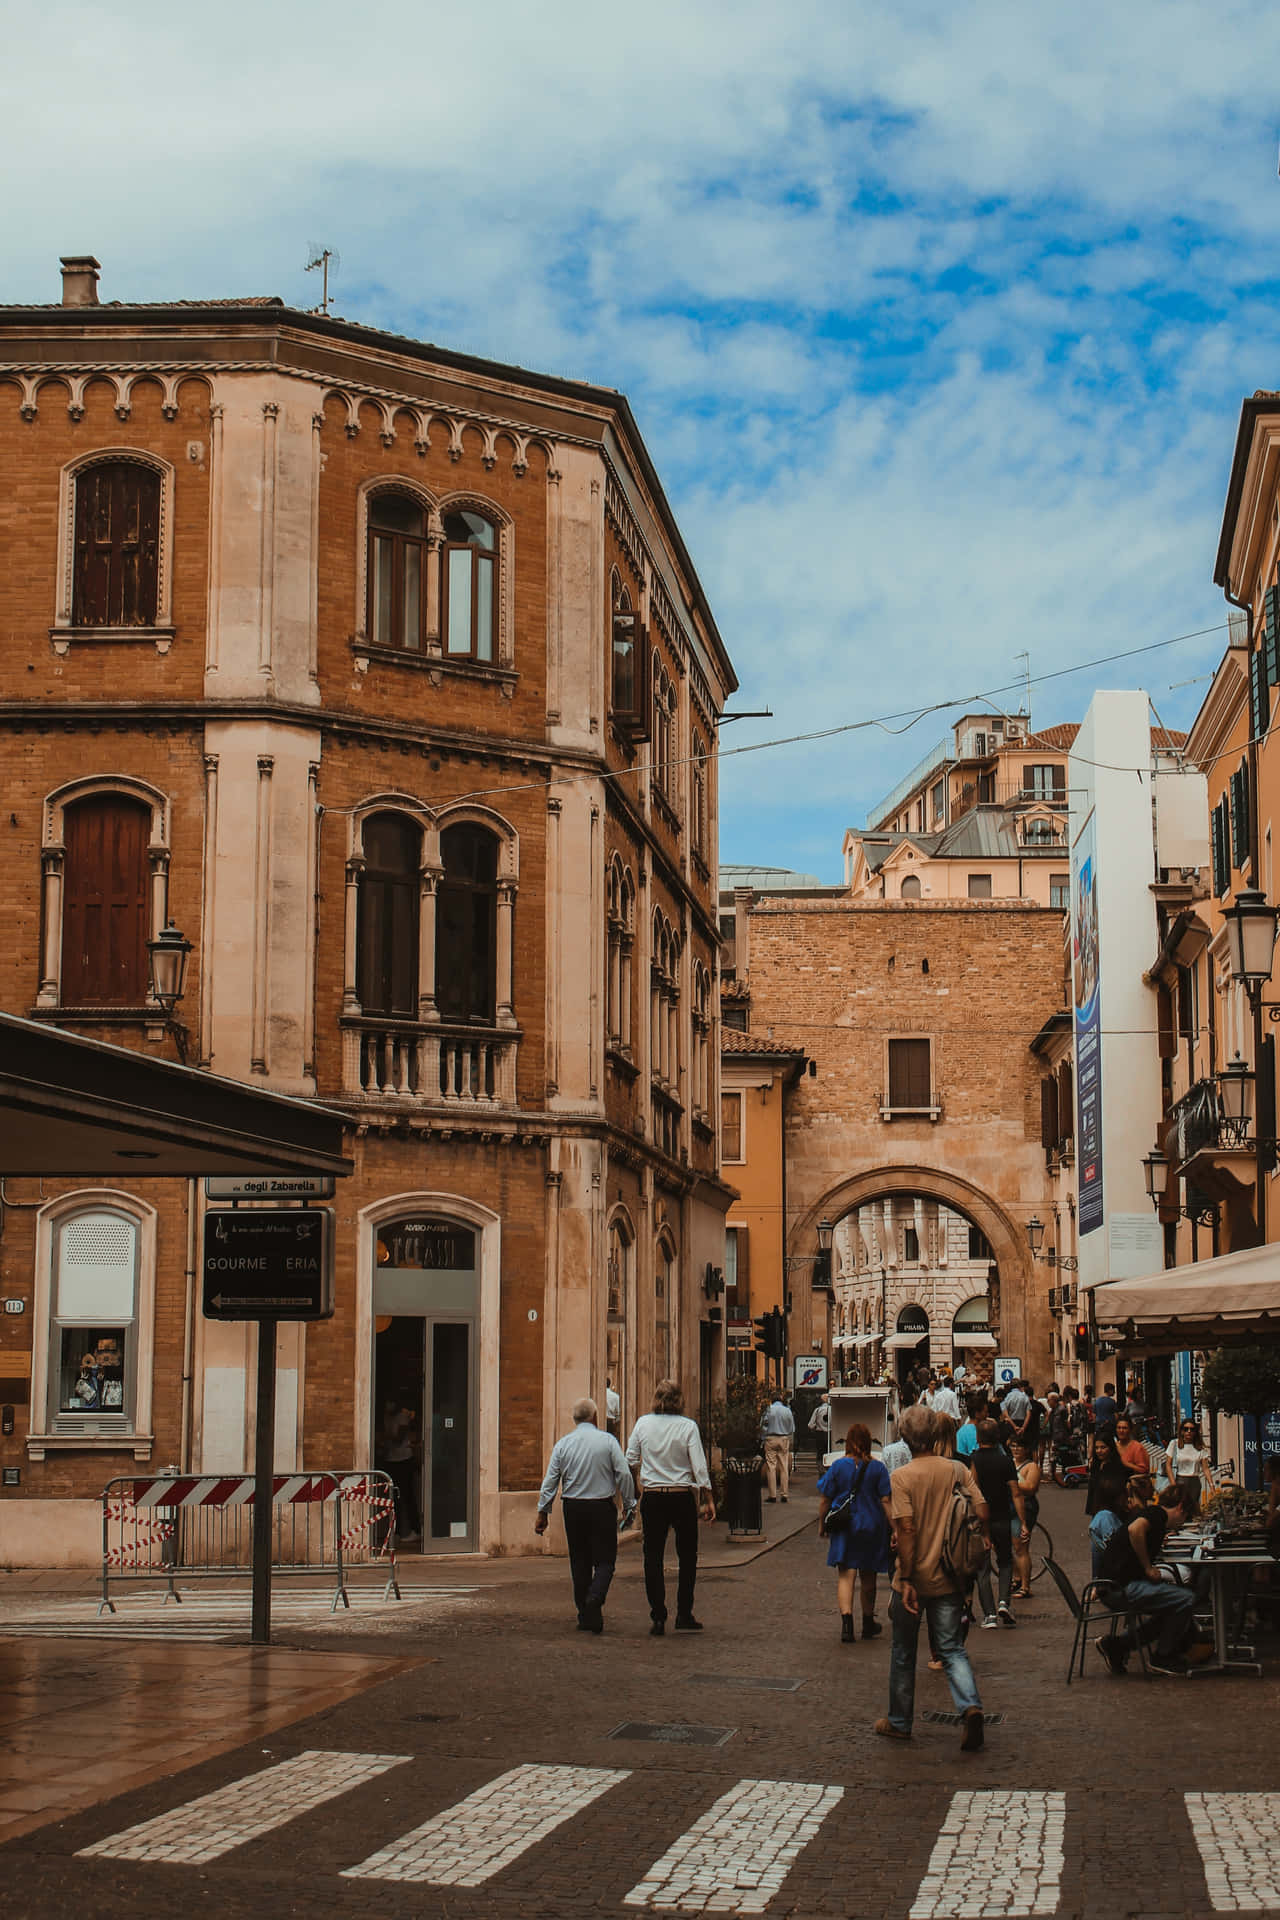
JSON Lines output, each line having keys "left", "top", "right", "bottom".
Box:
{"left": 202, "top": 1209, "right": 333, "bottom": 1321}
{"left": 206, "top": 1174, "right": 335, "bottom": 1201}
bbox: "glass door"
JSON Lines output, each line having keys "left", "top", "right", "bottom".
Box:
{"left": 427, "top": 1321, "right": 473, "bottom": 1547}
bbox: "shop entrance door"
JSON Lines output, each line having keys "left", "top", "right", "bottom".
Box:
{"left": 373, "top": 1217, "right": 478, "bottom": 1554}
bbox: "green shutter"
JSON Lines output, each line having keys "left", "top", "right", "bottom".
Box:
{"left": 1266, "top": 586, "right": 1280, "bottom": 689}
{"left": 1212, "top": 799, "right": 1229, "bottom": 897}
{"left": 1231, "top": 762, "right": 1250, "bottom": 870}
{"left": 1251, "top": 649, "right": 1269, "bottom": 743}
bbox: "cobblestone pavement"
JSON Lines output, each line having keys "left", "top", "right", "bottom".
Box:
{"left": 5, "top": 1480, "right": 1280, "bottom": 1919}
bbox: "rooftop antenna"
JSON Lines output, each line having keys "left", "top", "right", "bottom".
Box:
{"left": 1014, "top": 650, "right": 1032, "bottom": 730}
{"left": 304, "top": 245, "right": 339, "bottom": 316}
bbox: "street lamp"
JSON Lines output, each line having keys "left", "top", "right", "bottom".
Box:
{"left": 1141, "top": 1146, "right": 1169, "bottom": 1211}
{"left": 816, "top": 1217, "right": 834, "bottom": 1251}
{"left": 147, "top": 920, "right": 192, "bottom": 1063}
{"left": 1217, "top": 1055, "right": 1256, "bottom": 1148}
{"left": 1221, "top": 889, "right": 1280, "bottom": 1000}
{"left": 1026, "top": 1215, "right": 1046, "bottom": 1257}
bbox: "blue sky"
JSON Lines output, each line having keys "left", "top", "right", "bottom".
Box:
{"left": 8, "top": 0, "right": 1280, "bottom": 878}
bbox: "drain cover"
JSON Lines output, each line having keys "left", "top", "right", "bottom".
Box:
{"left": 688, "top": 1675, "right": 805, "bottom": 1693}
{"left": 920, "top": 1710, "right": 1005, "bottom": 1726}
{"left": 608, "top": 1722, "right": 736, "bottom": 1747}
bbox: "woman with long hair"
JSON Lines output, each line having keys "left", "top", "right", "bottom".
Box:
{"left": 1085, "top": 1428, "right": 1131, "bottom": 1520}
{"left": 1165, "top": 1420, "right": 1212, "bottom": 1513}
{"left": 817, "top": 1422, "right": 893, "bottom": 1643}
{"left": 1009, "top": 1433, "right": 1042, "bottom": 1599}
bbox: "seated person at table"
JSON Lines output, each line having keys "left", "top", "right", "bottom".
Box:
{"left": 1094, "top": 1485, "right": 1198, "bottom": 1677}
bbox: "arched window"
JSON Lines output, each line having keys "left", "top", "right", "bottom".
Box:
{"left": 609, "top": 571, "right": 647, "bottom": 733}
{"left": 606, "top": 857, "right": 635, "bottom": 1054}
{"left": 72, "top": 460, "right": 160, "bottom": 627}
{"left": 368, "top": 493, "right": 427, "bottom": 651}
{"left": 607, "top": 1215, "right": 632, "bottom": 1436}
{"left": 60, "top": 794, "right": 151, "bottom": 1005}
{"left": 50, "top": 1208, "right": 137, "bottom": 1424}
{"left": 691, "top": 731, "right": 708, "bottom": 857}
{"left": 357, "top": 812, "right": 421, "bottom": 1017}
{"left": 652, "top": 656, "right": 675, "bottom": 803}
{"left": 442, "top": 509, "right": 496, "bottom": 661}
{"left": 900, "top": 874, "right": 922, "bottom": 899}
{"left": 655, "top": 1238, "right": 675, "bottom": 1382}
{"left": 437, "top": 823, "right": 499, "bottom": 1023}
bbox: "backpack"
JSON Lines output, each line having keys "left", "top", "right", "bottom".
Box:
{"left": 939, "top": 1468, "right": 989, "bottom": 1585}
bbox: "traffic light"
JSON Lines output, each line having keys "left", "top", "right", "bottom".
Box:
{"left": 752, "top": 1316, "right": 770, "bottom": 1355}
{"left": 752, "top": 1309, "right": 785, "bottom": 1360}
{"left": 1074, "top": 1321, "right": 1092, "bottom": 1361}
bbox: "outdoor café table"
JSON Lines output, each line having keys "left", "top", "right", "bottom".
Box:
{"left": 1164, "top": 1527, "right": 1270, "bottom": 1677}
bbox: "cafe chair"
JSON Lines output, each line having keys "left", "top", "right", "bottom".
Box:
{"left": 1041, "top": 1555, "right": 1152, "bottom": 1683}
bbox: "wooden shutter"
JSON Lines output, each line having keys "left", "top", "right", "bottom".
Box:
{"left": 1052, "top": 764, "right": 1067, "bottom": 798}
{"left": 721, "top": 1091, "right": 742, "bottom": 1160}
{"left": 1230, "top": 761, "right": 1250, "bottom": 871}
{"left": 1040, "top": 1074, "right": 1059, "bottom": 1151}
{"left": 1261, "top": 1036, "right": 1278, "bottom": 1178}
{"left": 1156, "top": 983, "right": 1176, "bottom": 1059}
{"left": 1266, "top": 585, "right": 1280, "bottom": 689}
{"left": 1211, "top": 797, "right": 1229, "bottom": 897}
{"left": 1057, "top": 1058, "right": 1074, "bottom": 1138}
{"left": 888, "top": 1037, "right": 931, "bottom": 1108}
{"left": 61, "top": 797, "right": 149, "bottom": 1004}
{"left": 734, "top": 1225, "right": 750, "bottom": 1313}
{"left": 72, "top": 463, "right": 160, "bottom": 627}
{"left": 1250, "top": 648, "right": 1268, "bottom": 745}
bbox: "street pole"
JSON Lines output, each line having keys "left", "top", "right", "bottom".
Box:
{"left": 1253, "top": 988, "right": 1267, "bottom": 1251}
{"left": 251, "top": 1321, "right": 277, "bottom": 1645}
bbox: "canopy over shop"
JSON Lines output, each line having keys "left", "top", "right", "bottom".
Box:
{"left": 1089, "top": 1243, "right": 1280, "bottom": 1354}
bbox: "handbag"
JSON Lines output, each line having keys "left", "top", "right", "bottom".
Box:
{"left": 822, "top": 1459, "right": 871, "bottom": 1537}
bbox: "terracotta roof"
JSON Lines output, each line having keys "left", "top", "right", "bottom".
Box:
{"left": 1152, "top": 726, "right": 1189, "bottom": 751}
{"left": 720, "top": 978, "right": 751, "bottom": 1002}
{"left": 0, "top": 296, "right": 286, "bottom": 310}
{"left": 1020, "top": 723, "right": 1079, "bottom": 751}
{"left": 721, "top": 1029, "right": 807, "bottom": 1059}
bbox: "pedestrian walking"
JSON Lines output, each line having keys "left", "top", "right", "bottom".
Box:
{"left": 626, "top": 1379, "right": 716, "bottom": 1635}
{"left": 818, "top": 1421, "right": 893, "bottom": 1642}
{"left": 535, "top": 1396, "right": 635, "bottom": 1634}
{"left": 971, "top": 1418, "right": 1026, "bottom": 1628}
{"left": 605, "top": 1377, "right": 622, "bottom": 1437}
{"left": 761, "top": 1390, "right": 796, "bottom": 1502}
{"left": 1093, "top": 1380, "right": 1119, "bottom": 1430}
{"left": 1164, "top": 1419, "right": 1213, "bottom": 1513}
{"left": 874, "top": 1403, "right": 991, "bottom": 1752}
{"left": 807, "top": 1392, "right": 831, "bottom": 1466}
{"left": 1009, "top": 1433, "right": 1041, "bottom": 1599}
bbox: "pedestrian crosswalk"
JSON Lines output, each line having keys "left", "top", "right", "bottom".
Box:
{"left": 0, "top": 1583, "right": 480, "bottom": 1642}
{"left": 64, "top": 1759, "right": 1280, "bottom": 1916}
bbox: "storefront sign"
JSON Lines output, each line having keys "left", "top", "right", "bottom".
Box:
{"left": 376, "top": 1219, "right": 476, "bottom": 1271}
{"left": 202, "top": 1210, "right": 333, "bottom": 1320}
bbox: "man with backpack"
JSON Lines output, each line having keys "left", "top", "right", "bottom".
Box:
{"left": 874, "top": 1404, "right": 992, "bottom": 1752}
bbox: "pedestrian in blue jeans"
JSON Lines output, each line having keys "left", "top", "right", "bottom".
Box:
{"left": 874, "top": 1404, "right": 991, "bottom": 1753}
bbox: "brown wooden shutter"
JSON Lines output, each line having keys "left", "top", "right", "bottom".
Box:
{"left": 72, "top": 463, "right": 160, "bottom": 627}
{"left": 61, "top": 797, "right": 149, "bottom": 1004}
{"left": 888, "top": 1037, "right": 931, "bottom": 1107}
{"left": 1040, "top": 1075, "right": 1058, "bottom": 1150}
{"left": 1156, "top": 984, "right": 1176, "bottom": 1059}
{"left": 1058, "top": 1059, "right": 1074, "bottom": 1139}
{"left": 721, "top": 1091, "right": 742, "bottom": 1160}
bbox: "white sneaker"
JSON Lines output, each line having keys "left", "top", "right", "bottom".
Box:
{"left": 981, "top": 1614, "right": 1000, "bottom": 1629}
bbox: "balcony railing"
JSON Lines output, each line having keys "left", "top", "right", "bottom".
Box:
{"left": 1170, "top": 1078, "right": 1224, "bottom": 1164}
{"left": 341, "top": 1018, "right": 519, "bottom": 1107}
{"left": 952, "top": 779, "right": 1068, "bottom": 825}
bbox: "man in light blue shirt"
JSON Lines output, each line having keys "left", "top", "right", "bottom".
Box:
{"left": 955, "top": 1391, "right": 988, "bottom": 1459}
{"left": 535, "top": 1397, "right": 635, "bottom": 1634}
{"left": 761, "top": 1393, "right": 796, "bottom": 1502}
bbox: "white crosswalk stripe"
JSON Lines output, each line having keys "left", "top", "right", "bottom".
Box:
{"left": 622, "top": 1777, "right": 841, "bottom": 1914}
{"left": 77, "top": 1750, "right": 409, "bottom": 1865}
{"left": 343, "top": 1761, "right": 630, "bottom": 1886}
{"left": 909, "top": 1791, "right": 1065, "bottom": 1919}
{"left": 1186, "top": 1791, "right": 1280, "bottom": 1911}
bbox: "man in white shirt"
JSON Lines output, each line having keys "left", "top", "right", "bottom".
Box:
{"left": 605, "top": 1378, "right": 622, "bottom": 1437}
{"left": 626, "top": 1379, "right": 715, "bottom": 1634}
{"left": 761, "top": 1392, "right": 796, "bottom": 1501}
{"left": 930, "top": 1376, "right": 961, "bottom": 1426}
{"left": 536, "top": 1396, "right": 635, "bottom": 1634}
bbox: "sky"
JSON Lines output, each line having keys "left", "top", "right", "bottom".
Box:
{"left": 7, "top": 1, "right": 1280, "bottom": 879}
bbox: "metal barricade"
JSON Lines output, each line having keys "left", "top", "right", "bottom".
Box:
{"left": 99, "top": 1471, "right": 400, "bottom": 1617}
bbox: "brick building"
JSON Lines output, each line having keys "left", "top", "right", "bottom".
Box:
{"left": 721, "top": 883, "right": 1064, "bottom": 1391}
{"left": 0, "top": 255, "right": 735, "bottom": 1563}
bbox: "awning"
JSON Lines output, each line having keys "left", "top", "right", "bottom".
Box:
{"left": 953, "top": 1331, "right": 997, "bottom": 1350}
{"left": 1, "top": 1012, "right": 353, "bottom": 1178}
{"left": 1090, "top": 1241, "right": 1280, "bottom": 1352}
{"left": 884, "top": 1330, "right": 929, "bottom": 1350}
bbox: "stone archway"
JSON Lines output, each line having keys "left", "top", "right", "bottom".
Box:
{"left": 793, "top": 1164, "right": 1037, "bottom": 1381}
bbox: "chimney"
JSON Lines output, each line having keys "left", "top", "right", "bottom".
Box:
{"left": 60, "top": 255, "right": 101, "bottom": 307}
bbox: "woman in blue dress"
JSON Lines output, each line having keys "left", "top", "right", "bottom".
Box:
{"left": 817, "top": 1420, "right": 894, "bottom": 1642}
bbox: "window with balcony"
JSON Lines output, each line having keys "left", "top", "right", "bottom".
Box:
{"left": 1023, "top": 763, "right": 1066, "bottom": 801}
{"left": 437, "top": 823, "right": 498, "bottom": 1024}
{"left": 357, "top": 811, "right": 421, "bottom": 1017}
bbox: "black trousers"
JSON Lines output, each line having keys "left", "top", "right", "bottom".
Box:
{"left": 641, "top": 1488, "right": 699, "bottom": 1623}
{"left": 561, "top": 1497, "right": 619, "bottom": 1617}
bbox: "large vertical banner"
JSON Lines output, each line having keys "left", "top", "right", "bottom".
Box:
{"left": 1073, "top": 810, "right": 1104, "bottom": 1235}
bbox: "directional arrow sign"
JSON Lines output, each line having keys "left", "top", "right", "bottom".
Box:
{"left": 202, "top": 1210, "right": 334, "bottom": 1321}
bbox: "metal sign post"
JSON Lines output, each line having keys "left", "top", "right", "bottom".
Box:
{"left": 251, "top": 1325, "right": 277, "bottom": 1644}
{"left": 201, "top": 1206, "right": 335, "bottom": 1645}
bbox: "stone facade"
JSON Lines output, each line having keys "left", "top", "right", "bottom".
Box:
{"left": 0, "top": 264, "right": 735, "bottom": 1562}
